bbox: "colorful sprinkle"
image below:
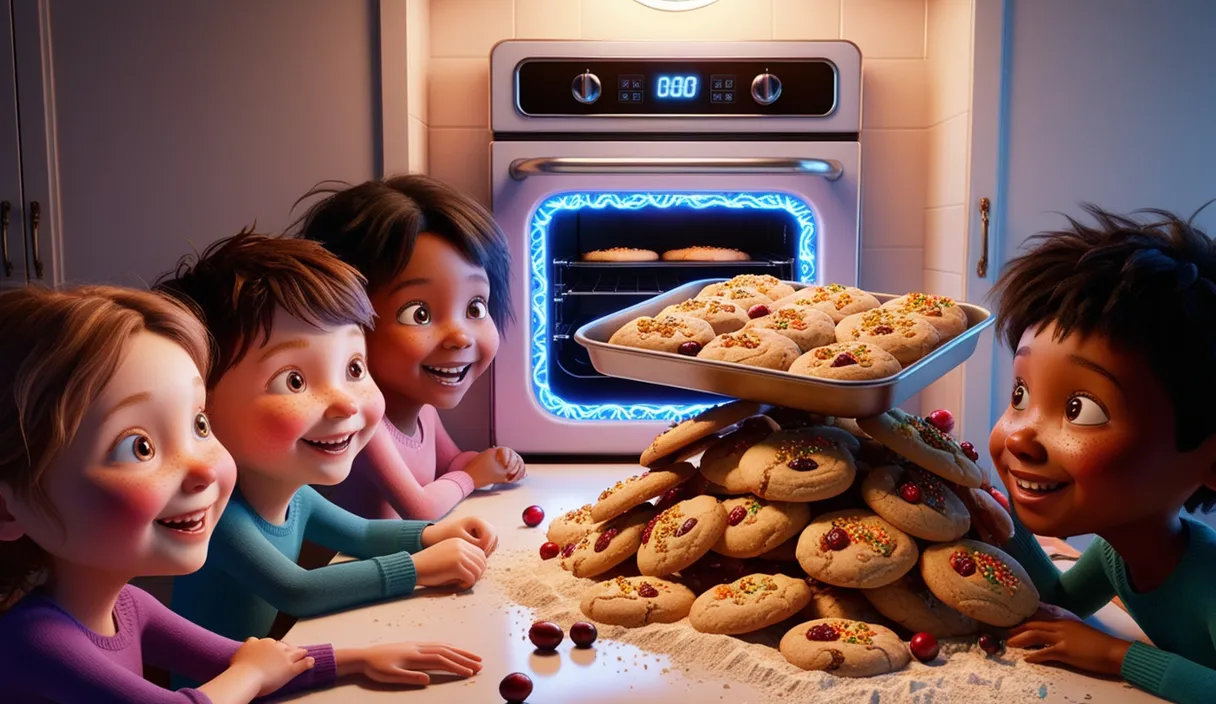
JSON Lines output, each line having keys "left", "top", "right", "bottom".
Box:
{"left": 820, "top": 516, "right": 896, "bottom": 557}
{"left": 951, "top": 549, "right": 1021, "bottom": 595}
{"left": 718, "top": 331, "right": 763, "bottom": 349}
{"left": 636, "top": 315, "right": 699, "bottom": 338}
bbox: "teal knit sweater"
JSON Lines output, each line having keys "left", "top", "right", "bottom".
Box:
{"left": 1002, "top": 512, "right": 1216, "bottom": 704}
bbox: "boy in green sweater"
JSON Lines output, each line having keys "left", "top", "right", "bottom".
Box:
{"left": 985, "top": 204, "right": 1216, "bottom": 704}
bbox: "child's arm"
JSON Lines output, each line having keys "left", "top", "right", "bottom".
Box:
{"left": 1123, "top": 640, "right": 1216, "bottom": 704}
{"left": 359, "top": 426, "right": 471, "bottom": 521}
{"left": 301, "top": 484, "right": 431, "bottom": 558}
{"left": 1001, "top": 510, "right": 1117, "bottom": 618}
{"left": 431, "top": 411, "right": 479, "bottom": 481}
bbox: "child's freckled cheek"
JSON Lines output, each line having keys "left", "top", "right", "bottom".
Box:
{"left": 1048, "top": 432, "right": 1132, "bottom": 482}
{"left": 96, "top": 476, "right": 174, "bottom": 527}
{"left": 251, "top": 397, "right": 316, "bottom": 447}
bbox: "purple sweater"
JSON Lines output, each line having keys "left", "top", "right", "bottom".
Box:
{"left": 0, "top": 584, "right": 336, "bottom": 703}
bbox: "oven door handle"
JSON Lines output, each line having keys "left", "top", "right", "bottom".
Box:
{"left": 508, "top": 157, "right": 844, "bottom": 182}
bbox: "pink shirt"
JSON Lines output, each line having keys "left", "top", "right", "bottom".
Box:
{"left": 329, "top": 405, "right": 478, "bottom": 521}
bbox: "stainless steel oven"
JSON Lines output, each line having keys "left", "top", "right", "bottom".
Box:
{"left": 489, "top": 40, "right": 863, "bottom": 456}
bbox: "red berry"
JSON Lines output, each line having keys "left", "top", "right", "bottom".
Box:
{"left": 654, "top": 486, "right": 684, "bottom": 512}
{"left": 561, "top": 542, "right": 577, "bottom": 558}
{"left": 978, "top": 633, "right": 1005, "bottom": 656}
{"left": 806, "top": 624, "right": 839, "bottom": 641}
{"left": 539, "top": 541, "right": 560, "bottom": 560}
{"left": 747, "top": 304, "right": 770, "bottom": 319}
{"left": 874, "top": 325, "right": 894, "bottom": 335}
{"left": 909, "top": 632, "right": 940, "bottom": 662}
{"left": 926, "top": 409, "right": 955, "bottom": 435}
{"left": 528, "top": 621, "right": 563, "bottom": 651}
{"left": 594, "top": 527, "right": 619, "bottom": 553}
{"left": 825, "top": 527, "right": 850, "bottom": 551}
{"left": 522, "top": 505, "right": 545, "bottom": 527}
{"left": 638, "top": 583, "right": 660, "bottom": 598}
{"left": 959, "top": 441, "right": 979, "bottom": 462}
{"left": 641, "top": 516, "right": 659, "bottom": 545}
{"left": 830, "top": 352, "right": 858, "bottom": 367}
{"left": 727, "top": 505, "right": 748, "bottom": 526}
{"left": 787, "top": 457, "right": 819, "bottom": 471}
{"left": 678, "top": 341, "right": 702, "bottom": 356}
{"left": 499, "top": 672, "right": 533, "bottom": 703}
{"left": 952, "top": 553, "right": 977, "bottom": 577}
{"left": 570, "top": 621, "right": 598, "bottom": 648}
{"left": 898, "top": 482, "right": 923, "bottom": 504}
{"left": 674, "top": 517, "right": 698, "bottom": 537}
{"left": 988, "top": 486, "right": 1011, "bottom": 513}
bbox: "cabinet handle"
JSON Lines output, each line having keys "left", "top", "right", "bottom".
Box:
{"left": 1, "top": 201, "right": 11, "bottom": 277}
{"left": 976, "top": 197, "right": 990, "bottom": 278}
{"left": 29, "top": 201, "right": 43, "bottom": 279}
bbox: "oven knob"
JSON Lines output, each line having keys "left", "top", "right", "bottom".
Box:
{"left": 571, "top": 71, "right": 602, "bottom": 104}
{"left": 751, "top": 72, "right": 782, "bottom": 105}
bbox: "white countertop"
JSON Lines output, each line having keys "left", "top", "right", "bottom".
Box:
{"left": 283, "top": 464, "right": 1163, "bottom": 703}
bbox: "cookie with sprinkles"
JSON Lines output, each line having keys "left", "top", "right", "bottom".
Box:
{"left": 641, "top": 399, "right": 763, "bottom": 467}
{"left": 788, "top": 341, "right": 902, "bottom": 381}
{"left": 579, "top": 576, "right": 696, "bottom": 627}
{"left": 696, "top": 328, "right": 801, "bottom": 371}
{"left": 546, "top": 503, "right": 598, "bottom": 547}
{"left": 835, "top": 308, "right": 942, "bottom": 367}
{"left": 773, "top": 284, "right": 881, "bottom": 324}
{"left": 560, "top": 503, "right": 656, "bottom": 579}
{"left": 581, "top": 247, "right": 660, "bottom": 262}
{"left": 637, "top": 494, "right": 728, "bottom": 577}
{"left": 881, "top": 292, "right": 968, "bottom": 342}
{"left": 857, "top": 408, "right": 984, "bottom": 488}
{"left": 591, "top": 461, "right": 698, "bottom": 522}
{"left": 659, "top": 296, "right": 751, "bottom": 335}
{"left": 861, "top": 463, "right": 971, "bottom": 541}
{"left": 795, "top": 509, "right": 919, "bottom": 589}
{"left": 779, "top": 618, "right": 910, "bottom": 677}
{"left": 608, "top": 313, "right": 715, "bottom": 354}
{"left": 698, "top": 415, "right": 781, "bottom": 494}
{"left": 742, "top": 305, "right": 836, "bottom": 352}
{"left": 861, "top": 571, "right": 979, "bottom": 638}
{"left": 738, "top": 428, "right": 857, "bottom": 503}
{"left": 688, "top": 573, "right": 813, "bottom": 635}
{"left": 799, "top": 577, "right": 886, "bottom": 624}
{"left": 712, "top": 495, "right": 811, "bottom": 559}
{"left": 700, "top": 284, "right": 772, "bottom": 313}
{"left": 920, "top": 539, "right": 1039, "bottom": 627}
{"left": 699, "top": 274, "right": 796, "bottom": 301}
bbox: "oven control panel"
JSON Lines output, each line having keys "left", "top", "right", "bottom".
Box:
{"left": 516, "top": 59, "right": 837, "bottom": 117}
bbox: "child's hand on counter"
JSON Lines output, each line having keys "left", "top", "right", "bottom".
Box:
{"left": 411, "top": 538, "right": 488, "bottom": 590}
{"left": 1008, "top": 613, "right": 1132, "bottom": 677}
{"left": 336, "top": 642, "right": 482, "bottom": 686}
{"left": 421, "top": 515, "right": 499, "bottom": 556}
{"left": 465, "top": 446, "right": 527, "bottom": 488}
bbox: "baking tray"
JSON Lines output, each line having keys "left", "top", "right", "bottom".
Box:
{"left": 574, "top": 279, "right": 994, "bottom": 418}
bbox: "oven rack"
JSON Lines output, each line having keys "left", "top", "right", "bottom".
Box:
{"left": 554, "top": 256, "right": 794, "bottom": 270}
{"left": 555, "top": 256, "right": 794, "bottom": 297}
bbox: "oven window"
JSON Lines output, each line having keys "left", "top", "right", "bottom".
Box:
{"left": 529, "top": 191, "right": 818, "bottom": 422}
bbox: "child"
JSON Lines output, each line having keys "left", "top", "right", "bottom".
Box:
{"left": 986, "top": 204, "right": 1216, "bottom": 704}
{"left": 291, "top": 174, "right": 525, "bottom": 521}
{"left": 156, "top": 232, "right": 497, "bottom": 647}
{"left": 0, "top": 286, "right": 482, "bottom": 702}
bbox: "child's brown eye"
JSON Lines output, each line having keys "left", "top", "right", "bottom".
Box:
{"left": 110, "top": 432, "right": 157, "bottom": 464}
{"left": 134, "top": 436, "right": 154, "bottom": 460}
{"left": 467, "top": 299, "right": 488, "bottom": 320}
{"left": 268, "top": 369, "right": 308, "bottom": 394}
{"left": 347, "top": 358, "right": 366, "bottom": 380}
{"left": 193, "top": 412, "right": 211, "bottom": 438}
{"left": 1065, "top": 395, "right": 1109, "bottom": 426}
{"left": 1011, "top": 381, "right": 1029, "bottom": 410}
{"left": 398, "top": 302, "right": 431, "bottom": 326}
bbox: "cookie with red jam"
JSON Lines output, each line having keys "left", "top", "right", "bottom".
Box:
{"left": 857, "top": 408, "right": 984, "bottom": 488}
{"left": 779, "top": 618, "right": 910, "bottom": 677}
{"left": 835, "top": 308, "right": 941, "bottom": 367}
{"left": 608, "top": 313, "right": 715, "bottom": 355}
{"left": 880, "top": 292, "right": 968, "bottom": 342}
{"left": 659, "top": 297, "right": 750, "bottom": 336}
{"left": 861, "top": 463, "right": 971, "bottom": 541}
{"left": 795, "top": 509, "right": 918, "bottom": 589}
{"left": 579, "top": 576, "right": 696, "bottom": 627}
{"left": 696, "top": 328, "right": 801, "bottom": 371}
{"left": 697, "top": 415, "right": 780, "bottom": 494}
{"left": 591, "top": 462, "right": 698, "bottom": 523}
{"left": 712, "top": 495, "right": 811, "bottom": 559}
{"left": 920, "top": 539, "right": 1039, "bottom": 627}
{"left": 739, "top": 428, "right": 857, "bottom": 503}
{"left": 742, "top": 305, "right": 836, "bottom": 352}
{"left": 546, "top": 503, "right": 597, "bottom": 547}
{"left": 788, "top": 342, "right": 902, "bottom": 381}
{"left": 559, "top": 503, "right": 655, "bottom": 579}
{"left": 637, "top": 495, "right": 728, "bottom": 577}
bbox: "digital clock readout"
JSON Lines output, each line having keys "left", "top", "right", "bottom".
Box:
{"left": 655, "top": 74, "right": 699, "bottom": 99}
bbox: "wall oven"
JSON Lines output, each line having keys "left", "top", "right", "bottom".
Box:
{"left": 489, "top": 40, "right": 863, "bottom": 456}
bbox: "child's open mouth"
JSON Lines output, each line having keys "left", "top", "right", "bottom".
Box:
{"left": 301, "top": 433, "right": 355, "bottom": 455}
{"left": 1012, "top": 476, "right": 1069, "bottom": 497}
{"left": 155, "top": 506, "right": 209, "bottom": 534}
{"left": 423, "top": 364, "right": 472, "bottom": 387}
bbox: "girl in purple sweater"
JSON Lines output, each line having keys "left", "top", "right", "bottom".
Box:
{"left": 0, "top": 286, "right": 481, "bottom": 703}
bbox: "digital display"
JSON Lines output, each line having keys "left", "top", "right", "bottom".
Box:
{"left": 655, "top": 74, "right": 699, "bottom": 99}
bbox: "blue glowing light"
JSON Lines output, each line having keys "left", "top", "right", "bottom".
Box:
{"left": 528, "top": 191, "right": 818, "bottom": 422}
{"left": 656, "top": 75, "right": 699, "bottom": 99}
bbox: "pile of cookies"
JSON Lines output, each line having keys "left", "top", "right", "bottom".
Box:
{"left": 582, "top": 246, "right": 750, "bottom": 262}
{"left": 607, "top": 274, "right": 968, "bottom": 378}
{"left": 544, "top": 400, "right": 1038, "bottom": 679}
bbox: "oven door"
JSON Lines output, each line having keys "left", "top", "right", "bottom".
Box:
{"left": 490, "top": 139, "right": 860, "bottom": 456}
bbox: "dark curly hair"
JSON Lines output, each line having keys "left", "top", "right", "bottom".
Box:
{"left": 990, "top": 203, "right": 1216, "bottom": 512}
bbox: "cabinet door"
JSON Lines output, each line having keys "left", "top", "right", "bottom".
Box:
{"left": 0, "top": 0, "right": 28, "bottom": 288}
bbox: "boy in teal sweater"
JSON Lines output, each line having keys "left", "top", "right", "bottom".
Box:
{"left": 157, "top": 232, "right": 498, "bottom": 646}
{"left": 984, "top": 204, "right": 1216, "bottom": 704}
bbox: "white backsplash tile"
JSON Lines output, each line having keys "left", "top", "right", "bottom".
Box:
{"left": 427, "top": 127, "right": 492, "bottom": 205}
{"left": 926, "top": 111, "right": 969, "bottom": 208}
{"left": 842, "top": 0, "right": 926, "bottom": 59}
{"left": 924, "top": 203, "right": 965, "bottom": 274}
{"left": 861, "top": 128, "right": 928, "bottom": 249}
{"left": 517, "top": 0, "right": 580, "bottom": 38}
{"left": 863, "top": 59, "right": 930, "bottom": 129}
{"left": 408, "top": 116, "right": 429, "bottom": 173}
{"left": 772, "top": 0, "right": 841, "bottom": 40}
{"left": 407, "top": 0, "right": 431, "bottom": 122}
{"left": 431, "top": 0, "right": 515, "bottom": 58}
{"left": 927, "top": 0, "right": 972, "bottom": 125}
{"left": 923, "top": 267, "right": 963, "bottom": 300}
{"left": 429, "top": 58, "right": 490, "bottom": 128}
{"left": 581, "top": 0, "right": 773, "bottom": 41}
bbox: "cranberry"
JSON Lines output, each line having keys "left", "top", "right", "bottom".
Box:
{"left": 674, "top": 518, "right": 698, "bottom": 537}
{"left": 678, "top": 341, "right": 702, "bottom": 356}
{"left": 830, "top": 352, "right": 858, "bottom": 368}
{"left": 874, "top": 325, "right": 895, "bottom": 335}
{"left": 522, "top": 505, "right": 545, "bottom": 527}
{"left": 529, "top": 621, "right": 564, "bottom": 651}
{"left": 825, "top": 527, "right": 850, "bottom": 551}
{"left": 898, "top": 482, "right": 923, "bottom": 504}
{"left": 727, "top": 505, "right": 748, "bottom": 526}
{"left": 926, "top": 409, "right": 955, "bottom": 435}
{"left": 499, "top": 672, "right": 533, "bottom": 703}
{"left": 960, "top": 441, "right": 980, "bottom": 462}
{"left": 654, "top": 486, "right": 684, "bottom": 512}
{"left": 594, "top": 527, "right": 619, "bottom": 553}
{"left": 641, "top": 516, "right": 659, "bottom": 545}
{"left": 909, "top": 632, "right": 940, "bottom": 662}
{"left": 539, "top": 541, "right": 560, "bottom": 560}
{"left": 561, "top": 542, "right": 577, "bottom": 558}
{"left": 747, "top": 304, "right": 770, "bottom": 319}
{"left": 638, "top": 583, "right": 660, "bottom": 598}
{"left": 952, "top": 553, "right": 977, "bottom": 577}
{"left": 806, "top": 624, "right": 839, "bottom": 641}
{"left": 988, "top": 486, "right": 1012, "bottom": 513}
{"left": 978, "top": 633, "right": 1005, "bottom": 656}
{"left": 787, "top": 457, "right": 820, "bottom": 471}
{"left": 570, "top": 621, "right": 598, "bottom": 648}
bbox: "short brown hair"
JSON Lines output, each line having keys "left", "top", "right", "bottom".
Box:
{"left": 0, "top": 285, "right": 209, "bottom": 608}
{"left": 153, "top": 229, "right": 375, "bottom": 389}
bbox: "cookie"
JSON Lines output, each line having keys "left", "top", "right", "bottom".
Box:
{"left": 699, "top": 274, "right": 796, "bottom": 302}
{"left": 857, "top": 409, "right": 984, "bottom": 488}
{"left": 920, "top": 540, "right": 1039, "bottom": 627}
{"left": 637, "top": 495, "right": 728, "bottom": 577}
{"left": 881, "top": 292, "right": 968, "bottom": 342}
{"left": 579, "top": 576, "right": 696, "bottom": 627}
{"left": 609, "top": 313, "right": 715, "bottom": 355}
{"left": 560, "top": 504, "right": 656, "bottom": 579}
{"left": 835, "top": 309, "right": 942, "bottom": 367}
{"left": 861, "top": 463, "right": 971, "bottom": 541}
{"left": 547, "top": 504, "right": 597, "bottom": 547}
{"left": 965, "top": 485, "right": 1015, "bottom": 544}
{"left": 861, "top": 572, "right": 979, "bottom": 638}
{"left": 800, "top": 579, "right": 885, "bottom": 623}
{"left": 697, "top": 415, "right": 780, "bottom": 494}
{"left": 780, "top": 619, "right": 910, "bottom": 677}
{"left": 712, "top": 495, "right": 811, "bottom": 559}
{"left": 795, "top": 509, "right": 918, "bottom": 589}
{"left": 756, "top": 535, "right": 800, "bottom": 563}
{"left": 696, "top": 328, "right": 801, "bottom": 371}
{"left": 591, "top": 462, "right": 698, "bottom": 523}
{"left": 763, "top": 407, "right": 834, "bottom": 430}
{"left": 641, "top": 400, "right": 762, "bottom": 467}
{"left": 773, "top": 284, "right": 880, "bottom": 324}
{"left": 659, "top": 297, "right": 750, "bottom": 335}
{"left": 788, "top": 342, "right": 903, "bottom": 381}
{"left": 739, "top": 428, "right": 857, "bottom": 503}
{"left": 703, "top": 285, "right": 773, "bottom": 315}
{"left": 581, "top": 247, "right": 659, "bottom": 262}
{"left": 743, "top": 305, "right": 837, "bottom": 352}
{"left": 689, "top": 573, "right": 813, "bottom": 635}
{"left": 661, "top": 246, "right": 750, "bottom": 261}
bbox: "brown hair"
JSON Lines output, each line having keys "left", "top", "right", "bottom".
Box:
{"left": 153, "top": 229, "right": 376, "bottom": 389}
{"left": 0, "top": 285, "right": 210, "bottom": 608}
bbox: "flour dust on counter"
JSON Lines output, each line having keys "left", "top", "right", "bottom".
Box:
{"left": 486, "top": 547, "right": 1117, "bottom": 704}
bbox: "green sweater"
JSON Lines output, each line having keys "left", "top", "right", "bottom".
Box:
{"left": 1002, "top": 512, "right": 1216, "bottom": 704}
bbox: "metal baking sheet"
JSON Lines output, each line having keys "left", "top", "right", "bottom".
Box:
{"left": 574, "top": 278, "right": 994, "bottom": 418}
